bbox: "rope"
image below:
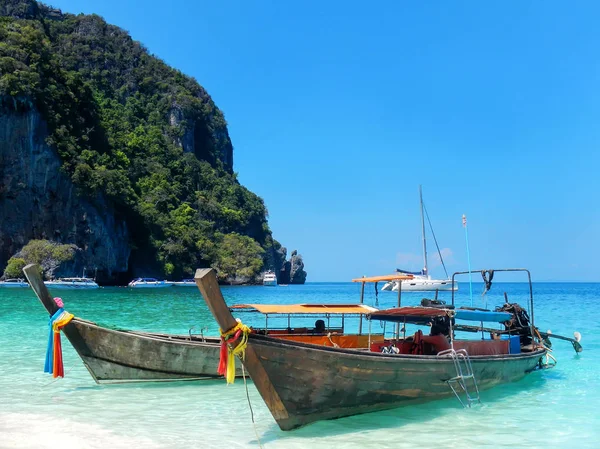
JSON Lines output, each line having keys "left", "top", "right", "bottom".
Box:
{"left": 242, "top": 364, "right": 264, "bottom": 449}
{"left": 40, "top": 363, "right": 77, "bottom": 388}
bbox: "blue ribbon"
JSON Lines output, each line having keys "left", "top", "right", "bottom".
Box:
{"left": 44, "top": 308, "right": 64, "bottom": 374}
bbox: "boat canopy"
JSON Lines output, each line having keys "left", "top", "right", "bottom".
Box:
{"left": 367, "top": 307, "right": 451, "bottom": 324}
{"left": 455, "top": 309, "right": 512, "bottom": 323}
{"left": 368, "top": 306, "right": 513, "bottom": 324}
{"left": 351, "top": 274, "right": 414, "bottom": 283}
{"left": 230, "top": 304, "right": 378, "bottom": 315}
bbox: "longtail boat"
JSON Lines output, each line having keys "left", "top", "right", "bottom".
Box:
{"left": 24, "top": 264, "right": 232, "bottom": 383}
{"left": 195, "top": 268, "right": 573, "bottom": 431}
{"left": 23, "top": 264, "right": 378, "bottom": 383}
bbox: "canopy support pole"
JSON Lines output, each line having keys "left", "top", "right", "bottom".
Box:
{"left": 359, "top": 280, "right": 365, "bottom": 335}
{"left": 395, "top": 281, "right": 402, "bottom": 339}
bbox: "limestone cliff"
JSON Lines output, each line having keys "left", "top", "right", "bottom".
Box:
{"left": 0, "top": 0, "right": 304, "bottom": 284}
{"left": 0, "top": 108, "right": 129, "bottom": 281}
{"left": 277, "top": 249, "right": 308, "bottom": 284}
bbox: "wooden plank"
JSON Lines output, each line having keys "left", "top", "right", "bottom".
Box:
{"left": 194, "top": 268, "right": 237, "bottom": 332}
{"left": 194, "top": 268, "right": 291, "bottom": 423}
{"left": 244, "top": 333, "right": 545, "bottom": 430}
{"left": 23, "top": 263, "right": 59, "bottom": 315}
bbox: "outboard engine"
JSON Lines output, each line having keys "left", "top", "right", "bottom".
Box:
{"left": 495, "top": 303, "right": 533, "bottom": 346}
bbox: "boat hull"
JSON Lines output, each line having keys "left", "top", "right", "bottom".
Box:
{"left": 263, "top": 280, "right": 277, "bottom": 286}
{"left": 383, "top": 280, "right": 457, "bottom": 292}
{"left": 244, "top": 335, "right": 544, "bottom": 430}
{"left": 61, "top": 319, "right": 238, "bottom": 383}
{"left": 128, "top": 283, "right": 172, "bottom": 288}
{"left": 44, "top": 283, "right": 99, "bottom": 289}
{"left": 0, "top": 283, "right": 29, "bottom": 288}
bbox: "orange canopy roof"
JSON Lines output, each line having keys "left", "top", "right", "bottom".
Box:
{"left": 351, "top": 274, "right": 414, "bottom": 283}
{"left": 230, "top": 303, "right": 378, "bottom": 315}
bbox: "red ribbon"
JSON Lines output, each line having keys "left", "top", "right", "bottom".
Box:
{"left": 53, "top": 332, "right": 64, "bottom": 378}
{"left": 217, "top": 329, "right": 243, "bottom": 377}
{"left": 217, "top": 337, "right": 228, "bottom": 376}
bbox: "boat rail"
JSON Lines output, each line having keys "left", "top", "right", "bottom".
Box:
{"left": 450, "top": 268, "right": 535, "bottom": 340}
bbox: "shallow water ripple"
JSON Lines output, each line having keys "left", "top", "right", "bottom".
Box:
{"left": 0, "top": 282, "right": 597, "bottom": 448}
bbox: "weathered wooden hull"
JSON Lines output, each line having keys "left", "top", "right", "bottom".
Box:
{"left": 61, "top": 318, "right": 237, "bottom": 383}
{"left": 245, "top": 335, "right": 546, "bottom": 430}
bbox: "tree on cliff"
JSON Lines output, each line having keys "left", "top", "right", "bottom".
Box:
{"left": 0, "top": 0, "right": 285, "bottom": 281}
{"left": 3, "top": 240, "right": 76, "bottom": 279}
{"left": 212, "top": 233, "right": 265, "bottom": 283}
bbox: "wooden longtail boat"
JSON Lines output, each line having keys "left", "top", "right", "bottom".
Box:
{"left": 195, "top": 268, "right": 551, "bottom": 431}
{"left": 24, "top": 264, "right": 233, "bottom": 383}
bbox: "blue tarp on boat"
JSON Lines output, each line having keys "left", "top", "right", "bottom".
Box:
{"left": 455, "top": 309, "right": 512, "bottom": 323}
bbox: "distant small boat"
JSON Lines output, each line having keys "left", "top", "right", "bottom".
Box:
{"left": 0, "top": 278, "right": 29, "bottom": 288}
{"left": 128, "top": 278, "right": 172, "bottom": 288}
{"left": 45, "top": 277, "right": 99, "bottom": 289}
{"left": 171, "top": 279, "right": 196, "bottom": 287}
{"left": 263, "top": 270, "right": 277, "bottom": 286}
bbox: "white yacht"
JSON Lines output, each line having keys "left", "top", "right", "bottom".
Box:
{"left": 128, "top": 278, "right": 172, "bottom": 288}
{"left": 0, "top": 278, "right": 29, "bottom": 288}
{"left": 171, "top": 279, "right": 196, "bottom": 287}
{"left": 263, "top": 270, "right": 277, "bottom": 286}
{"left": 382, "top": 186, "right": 457, "bottom": 293}
{"left": 44, "top": 277, "right": 99, "bottom": 289}
{"left": 381, "top": 272, "right": 456, "bottom": 292}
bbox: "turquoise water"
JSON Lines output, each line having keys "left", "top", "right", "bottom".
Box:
{"left": 0, "top": 282, "right": 598, "bottom": 448}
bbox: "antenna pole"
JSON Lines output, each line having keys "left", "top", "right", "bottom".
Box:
{"left": 419, "top": 185, "right": 428, "bottom": 277}
{"left": 462, "top": 214, "right": 473, "bottom": 306}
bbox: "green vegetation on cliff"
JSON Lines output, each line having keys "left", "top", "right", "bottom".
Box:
{"left": 3, "top": 240, "right": 75, "bottom": 278}
{"left": 0, "top": 0, "right": 276, "bottom": 280}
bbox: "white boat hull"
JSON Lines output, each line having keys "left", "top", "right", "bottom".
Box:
{"left": 382, "top": 279, "right": 456, "bottom": 292}
{"left": 129, "top": 283, "right": 172, "bottom": 288}
{"left": 0, "top": 282, "right": 29, "bottom": 288}
{"left": 44, "top": 283, "right": 99, "bottom": 289}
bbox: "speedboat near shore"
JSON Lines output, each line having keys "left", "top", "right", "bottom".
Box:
{"left": 263, "top": 270, "right": 277, "bottom": 286}
{"left": 45, "top": 277, "right": 99, "bottom": 289}
{"left": 128, "top": 278, "right": 172, "bottom": 288}
{"left": 171, "top": 279, "right": 196, "bottom": 287}
{"left": 0, "top": 278, "right": 29, "bottom": 288}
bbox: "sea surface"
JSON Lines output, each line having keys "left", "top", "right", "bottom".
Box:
{"left": 0, "top": 281, "right": 597, "bottom": 448}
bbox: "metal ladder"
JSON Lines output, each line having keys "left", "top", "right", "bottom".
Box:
{"left": 437, "top": 348, "right": 481, "bottom": 407}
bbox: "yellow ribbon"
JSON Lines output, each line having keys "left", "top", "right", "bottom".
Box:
{"left": 220, "top": 321, "right": 251, "bottom": 384}
{"left": 52, "top": 311, "right": 74, "bottom": 333}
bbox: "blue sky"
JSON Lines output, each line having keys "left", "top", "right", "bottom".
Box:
{"left": 49, "top": 0, "right": 600, "bottom": 281}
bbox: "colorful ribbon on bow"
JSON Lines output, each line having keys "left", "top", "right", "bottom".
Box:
{"left": 44, "top": 303, "right": 74, "bottom": 378}
{"left": 218, "top": 321, "right": 250, "bottom": 384}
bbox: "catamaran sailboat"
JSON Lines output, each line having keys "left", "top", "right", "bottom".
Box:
{"left": 382, "top": 186, "right": 456, "bottom": 292}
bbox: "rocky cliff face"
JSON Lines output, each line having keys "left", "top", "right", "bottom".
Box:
{"left": 289, "top": 250, "right": 307, "bottom": 284}
{"left": 0, "top": 0, "right": 305, "bottom": 284}
{"left": 278, "top": 249, "right": 307, "bottom": 284}
{"left": 0, "top": 108, "right": 130, "bottom": 281}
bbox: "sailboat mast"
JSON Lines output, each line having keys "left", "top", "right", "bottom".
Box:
{"left": 419, "top": 185, "right": 428, "bottom": 276}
